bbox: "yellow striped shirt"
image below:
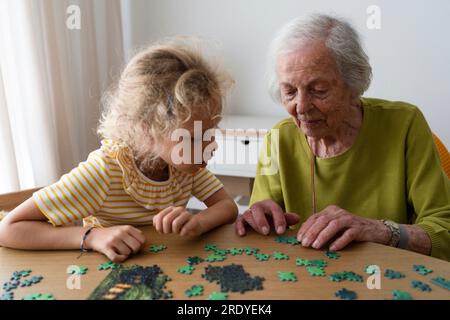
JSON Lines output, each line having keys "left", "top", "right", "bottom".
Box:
{"left": 33, "top": 139, "right": 223, "bottom": 227}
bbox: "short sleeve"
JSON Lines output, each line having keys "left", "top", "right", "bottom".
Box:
{"left": 33, "top": 150, "right": 111, "bottom": 226}
{"left": 191, "top": 168, "right": 223, "bottom": 202}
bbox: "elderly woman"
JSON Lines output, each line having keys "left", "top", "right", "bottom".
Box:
{"left": 235, "top": 14, "right": 450, "bottom": 261}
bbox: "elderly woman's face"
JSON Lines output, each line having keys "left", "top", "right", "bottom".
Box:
{"left": 277, "top": 42, "right": 356, "bottom": 138}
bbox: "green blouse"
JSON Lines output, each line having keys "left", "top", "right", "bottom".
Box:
{"left": 250, "top": 97, "right": 450, "bottom": 261}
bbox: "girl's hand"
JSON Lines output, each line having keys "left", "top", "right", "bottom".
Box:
{"left": 85, "top": 225, "right": 146, "bottom": 262}
{"left": 153, "top": 206, "right": 204, "bottom": 237}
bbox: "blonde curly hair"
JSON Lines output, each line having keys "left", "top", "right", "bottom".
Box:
{"left": 98, "top": 38, "right": 233, "bottom": 172}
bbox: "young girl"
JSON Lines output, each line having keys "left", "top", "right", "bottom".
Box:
{"left": 0, "top": 39, "right": 238, "bottom": 262}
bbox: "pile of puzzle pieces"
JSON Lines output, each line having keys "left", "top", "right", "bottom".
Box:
{"left": 202, "top": 264, "right": 265, "bottom": 294}
{"left": 0, "top": 269, "right": 54, "bottom": 300}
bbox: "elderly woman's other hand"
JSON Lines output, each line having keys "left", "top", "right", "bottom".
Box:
{"left": 235, "top": 199, "right": 300, "bottom": 236}
{"left": 298, "top": 205, "right": 391, "bottom": 251}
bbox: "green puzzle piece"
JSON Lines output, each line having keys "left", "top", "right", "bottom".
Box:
{"left": 310, "top": 259, "right": 327, "bottom": 267}
{"left": 296, "top": 258, "right": 327, "bottom": 267}
{"left": 187, "top": 256, "right": 204, "bottom": 266}
{"left": 278, "top": 271, "right": 297, "bottom": 282}
{"left": 67, "top": 265, "right": 88, "bottom": 275}
{"left": 244, "top": 247, "right": 260, "bottom": 255}
{"left": 177, "top": 265, "right": 195, "bottom": 275}
{"left": 97, "top": 261, "right": 120, "bottom": 271}
{"left": 185, "top": 285, "right": 204, "bottom": 297}
{"left": 205, "top": 254, "right": 226, "bottom": 262}
{"left": 208, "top": 292, "right": 228, "bottom": 300}
{"left": 392, "top": 290, "right": 413, "bottom": 300}
{"left": 330, "top": 273, "right": 345, "bottom": 282}
{"left": 149, "top": 244, "right": 167, "bottom": 253}
{"left": 228, "top": 248, "right": 244, "bottom": 255}
{"left": 295, "top": 258, "right": 310, "bottom": 266}
{"left": 213, "top": 248, "right": 229, "bottom": 255}
{"left": 204, "top": 243, "right": 217, "bottom": 251}
{"left": 325, "top": 250, "right": 341, "bottom": 259}
{"left": 255, "top": 253, "right": 270, "bottom": 261}
{"left": 274, "top": 236, "right": 289, "bottom": 244}
{"left": 286, "top": 237, "right": 301, "bottom": 245}
{"left": 345, "top": 272, "right": 363, "bottom": 282}
{"left": 365, "top": 265, "right": 380, "bottom": 275}
{"left": 307, "top": 266, "right": 326, "bottom": 277}
{"left": 274, "top": 236, "right": 301, "bottom": 245}
{"left": 273, "top": 251, "right": 289, "bottom": 260}
{"left": 22, "top": 293, "right": 55, "bottom": 300}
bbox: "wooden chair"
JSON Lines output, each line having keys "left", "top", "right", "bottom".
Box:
{"left": 0, "top": 187, "right": 42, "bottom": 213}
{"left": 432, "top": 133, "right": 450, "bottom": 179}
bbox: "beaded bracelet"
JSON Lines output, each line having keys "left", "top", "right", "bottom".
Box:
{"left": 77, "top": 227, "right": 94, "bottom": 259}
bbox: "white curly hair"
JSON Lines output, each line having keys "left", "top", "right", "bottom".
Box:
{"left": 268, "top": 14, "right": 372, "bottom": 102}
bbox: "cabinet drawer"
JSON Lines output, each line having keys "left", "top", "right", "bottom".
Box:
{"left": 208, "top": 135, "right": 264, "bottom": 177}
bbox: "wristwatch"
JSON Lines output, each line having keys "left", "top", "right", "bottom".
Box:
{"left": 382, "top": 219, "right": 401, "bottom": 247}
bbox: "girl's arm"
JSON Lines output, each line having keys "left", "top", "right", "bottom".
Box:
{"left": 195, "top": 188, "right": 238, "bottom": 232}
{"left": 0, "top": 197, "right": 146, "bottom": 262}
{"left": 0, "top": 197, "right": 87, "bottom": 249}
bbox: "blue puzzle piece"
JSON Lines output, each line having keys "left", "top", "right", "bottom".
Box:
{"left": 430, "top": 277, "right": 450, "bottom": 291}
{"left": 411, "top": 280, "right": 432, "bottom": 292}
{"left": 0, "top": 292, "right": 14, "bottom": 300}
{"left": 30, "top": 275, "right": 43, "bottom": 284}
{"left": 384, "top": 269, "right": 405, "bottom": 279}
{"left": 335, "top": 288, "right": 357, "bottom": 300}
{"left": 2, "top": 281, "right": 19, "bottom": 292}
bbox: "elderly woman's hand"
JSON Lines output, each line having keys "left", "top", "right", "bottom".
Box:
{"left": 298, "top": 205, "right": 391, "bottom": 251}
{"left": 235, "top": 199, "right": 300, "bottom": 236}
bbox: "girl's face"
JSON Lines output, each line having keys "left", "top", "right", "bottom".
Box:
{"left": 159, "top": 114, "right": 220, "bottom": 174}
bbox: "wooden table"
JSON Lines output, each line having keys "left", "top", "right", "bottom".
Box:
{"left": 1, "top": 224, "right": 449, "bottom": 300}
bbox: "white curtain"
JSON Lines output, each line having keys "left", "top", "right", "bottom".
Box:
{"left": 0, "top": 0, "right": 125, "bottom": 193}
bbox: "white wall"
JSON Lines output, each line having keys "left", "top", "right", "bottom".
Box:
{"left": 124, "top": 0, "right": 450, "bottom": 145}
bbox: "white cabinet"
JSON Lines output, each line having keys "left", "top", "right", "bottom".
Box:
{"left": 207, "top": 134, "right": 263, "bottom": 178}
{"left": 207, "top": 115, "right": 285, "bottom": 178}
